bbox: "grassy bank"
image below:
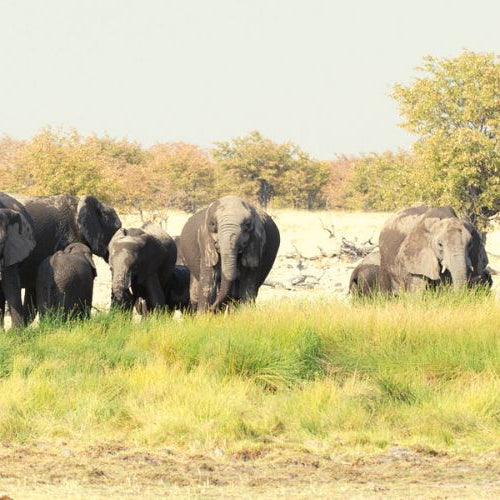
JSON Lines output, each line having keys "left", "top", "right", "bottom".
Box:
{"left": 0, "top": 290, "right": 499, "bottom": 455}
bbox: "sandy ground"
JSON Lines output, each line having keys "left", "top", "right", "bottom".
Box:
{"left": 1, "top": 443, "right": 500, "bottom": 499}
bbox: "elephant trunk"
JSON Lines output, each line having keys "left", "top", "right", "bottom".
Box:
{"left": 212, "top": 225, "right": 239, "bottom": 310}
{"left": 111, "top": 268, "right": 134, "bottom": 310}
{"left": 445, "top": 252, "right": 468, "bottom": 289}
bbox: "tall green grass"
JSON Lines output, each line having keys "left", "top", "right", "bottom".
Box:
{"left": 1, "top": 290, "right": 499, "bottom": 453}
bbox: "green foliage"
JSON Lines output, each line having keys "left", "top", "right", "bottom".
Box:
{"left": 1, "top": 128, "right": 333, "bottom": 211}
{"left": 212, "top": 131, "right": 329, "bottom": 208}
{"left": 393, "top": 51, "right": 500, "bottom": 228}
{"left": 1, "top": 293, "right": 500, "bottom": 452}
{"left": 14, "top": 128, "right": 107, "bottom": 199}
{"left": 348, "top": 151, "right": 419, "bottom": 210}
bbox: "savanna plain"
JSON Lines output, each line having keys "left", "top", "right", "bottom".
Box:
{"left": 2, "top": 210, "right": 500, "bottom": 498}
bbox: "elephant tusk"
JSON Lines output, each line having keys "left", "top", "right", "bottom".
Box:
{"left": 470, "top": 265, "right": 474, "bottom": 272}
{"left": 441, "top": 264, "right": 447, "bottom": 274}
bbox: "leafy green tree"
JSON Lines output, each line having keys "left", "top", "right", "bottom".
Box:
{"left": 349, "top": 151, "right": 418, "bottom": 211}
{"left": 212, "top": 131, "right": 328, "bottom": 208}
{"left": 393, "top": 51, "right": 500, "bottom": 228}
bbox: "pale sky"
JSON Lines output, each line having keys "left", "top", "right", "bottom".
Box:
{"left": 1, "top": 0, "right": 499, "bottom": 159}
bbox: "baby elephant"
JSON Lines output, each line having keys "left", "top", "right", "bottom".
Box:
{"left": 164, "top": 265, "right": 191, "bottom": 312}
{"left": 349, "top": 251, "right": 381, "bottom": 297}
{"left": 36, "top": 243, "right": 97, "bottom": 320}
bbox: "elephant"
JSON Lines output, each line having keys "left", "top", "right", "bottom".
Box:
{"left": 108, "top": 223, "right": 177, "bottom": 314}
{"left": 378, "top": 205, "right": 489, "bottom": 292}
{"left": 0, "top": 193, "right": 36, "bottom": 328}
{"left": 17, "top": 194, "right": 121, "bottom": 321}
{"left": 349, "top": 251, "right": 380, "bottom": 296}
{"left": 164, "top": 265, "right": 191, "bottom": 312}
{"left": 173, "top": 236, "right": 186, "bottom": 265}
{"left": 179, "top": 195, "right": 280, "bottom": 312}
{"left": 36, "top": 242, "right": 96, "bottom": 320}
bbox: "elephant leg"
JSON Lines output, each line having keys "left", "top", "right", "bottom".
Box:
{"left": 2, "top": 265, "right": 25, "bottom": 328}
{"left": 198, "top": 264, "right": 218, "bottom": 312}
{"left": 0, "top": 285, "right": 5, "bottom": 329}
{"left": 24, "top": 286, "right": 38, "bottom": 324}
{"left": 238, "top": 271, "right": 259, "bottom": 304}
{"left": 189, "top": 274, "right": 199, "bottom": 311}
{"left": 145, "top": 275, "right": 166, "bottom": 313}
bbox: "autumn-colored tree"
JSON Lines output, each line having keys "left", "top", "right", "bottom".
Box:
{"left": 322, "top": 156, "right": 357, "bottom": 209}
{"left": 149, "top": 142, "right": 219, "bottom": 212}
{"left": 393, "top": 51, "right": 500, "bottom": 228}
{"left": 0, "top": 136, "right": 24, "bottom": 192}
{"left": 14, "top": 128, "right": 108, "bottom": 200}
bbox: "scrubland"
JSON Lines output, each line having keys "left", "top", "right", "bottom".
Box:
{"left": 2, "top": 210, "right": 500, "bottom": 497}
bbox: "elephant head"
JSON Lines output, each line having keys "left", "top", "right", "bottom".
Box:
{"left": 397, "top": 215, "right": 487, "bottom": 289}
{"left": 64, "top": 242, "right": 97, "bottom": 278}
{"left": 0, "top": 208, "right": 35, "bottom": 270}
{"left": 198, "top": 195, "right": 266, "bottom": 310}
{"left": 76, "top": 196, "right": 121, "bottom": 261}
{"left": 108, "top": 228, "right": 144, "bottom": 309}
{"left": 108, "top": 226, "right": 175, "bottom": 311}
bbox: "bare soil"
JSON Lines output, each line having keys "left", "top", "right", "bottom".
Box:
{"left": 0, "top": 442, "right": 499, "bottom": 498}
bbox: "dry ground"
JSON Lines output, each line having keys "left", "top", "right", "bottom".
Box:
{"left": 92, "top": 209, "right": 500, "bottom": 308}
{"left": 1, "top": 443, "right": 500, "bottom": 498}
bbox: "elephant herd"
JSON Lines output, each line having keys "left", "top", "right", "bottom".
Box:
{"left": 0, "top": 192, "right": 280, "bottom": 328}
{"left": 0, "top": 191, "right": 493, "bottom": 329}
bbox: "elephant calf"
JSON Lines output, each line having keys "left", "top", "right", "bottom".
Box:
{"left": 108, "top": 223, "right": 177, "bottom": 314}
{"left": 349, "top": 251, "right": 381, "bottom": 297}
{"left": 36, "top": 243, "right": 96, "bottom": 320}
{"left": 164, "top": 265, "right": 191, "bottom": 312}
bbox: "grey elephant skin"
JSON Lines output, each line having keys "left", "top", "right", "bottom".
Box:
{"left": 349, "top": 251, "right": 380, "bottom": 296}
{"left": 17, "top": 194, "right": 121, "bottom": 321}
{"left": 379, "top": 205, "right": 489, "bottom": 292}
{"left": 164, "top": 265, "right": 191, "bottom": 311}
{"left": 179, "top": 195, "right": 280, "bottom": 312}
{"left": 36, "top": 242, "right": 96, "bottom": 320}
{"left": 108, "top": 224, "right": 177, "bottom": 313}
{"left": 0, "top": 193, "right": 36, "bottom": 328}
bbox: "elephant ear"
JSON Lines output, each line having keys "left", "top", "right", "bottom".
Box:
{"left": 1, "top": 209, "right": 36, "bottom": 267}
{"left": 77, "top": 196, "right": 111, "bottom": 258}
{"left": 465, "top": 222, "right": 488, "bottom": 275}
{"left": 241, "top": 210, "right": 266, "bottom": 269}
{"left": 198, "top": 207, "right": 219, "bottom": 267}
{"left": 397, "top": 218, "right": 440, "bottom": 281}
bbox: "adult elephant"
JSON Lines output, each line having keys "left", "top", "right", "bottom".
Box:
{"left": 179, "top": 195, "right": 280, "bottom": 312}
{"left": 0, "top": 193, "right": 36, "bottom": 328}
{"left": 18, "top": 194, "right": 121, "bottom": 320}
{"left": 379, "top": 205, "right": 488, "bottom": 292}
{"left": 349, "top": 251, "right": 380, "bottom": 296}
{"left": 108, "top": 223, "right": 177, "bottom": 313}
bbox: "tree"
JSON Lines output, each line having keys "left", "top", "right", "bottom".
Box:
{"left": 149, "top": 142, "right": 219, "bottom": 212}
{"left": 393, "top": 51, "right": 500, "bottom": 229}
{"left": 14, "top": 128, "right": 107, "bottom": 199}
{"left": 349, "top": 151, "right": 418, "bottom": 211}
{"left": 212, "top": 131, "right": 329, "bottom": 208}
